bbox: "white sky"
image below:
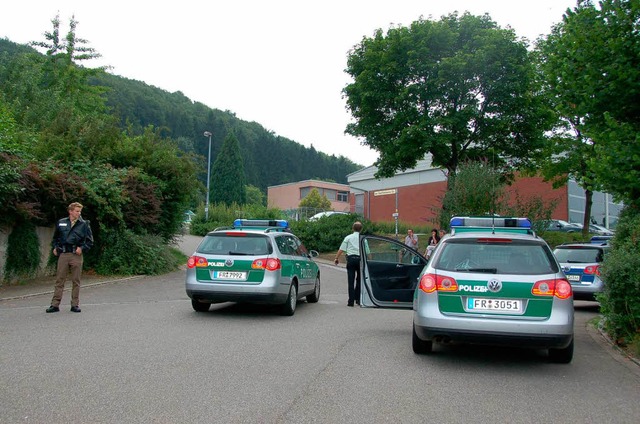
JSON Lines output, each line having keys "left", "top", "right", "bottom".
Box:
{"left": 2, "top": 1, "right": 577, "bottom": 166}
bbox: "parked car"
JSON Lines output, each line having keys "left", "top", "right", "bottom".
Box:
{"left": 553, "top": 241, "right": 609, "bottom": 301}
{"left": 359, "top": 216, "right": 575, "bottom": 363}
{"left": 564, "top": 222, "right": 613, "bottom": 235}
{"left": 308, "top": 211, "right": 348, "bottom": 221}
{"left": 542, "top": 219, "right": 581, "bottom": 233}
{"left": 185, "top": 219, "right": 320, "bottom": 316}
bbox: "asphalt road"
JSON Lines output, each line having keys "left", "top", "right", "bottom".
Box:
{"left": 1, "top": 235, "right": 639, "bottom": 423}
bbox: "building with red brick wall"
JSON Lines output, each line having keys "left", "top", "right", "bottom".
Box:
{"left": 267, "top": 180, "right": 350, "bottom": 212}
{"left": 347, "top": 157, "right": 620, "bottom": 228}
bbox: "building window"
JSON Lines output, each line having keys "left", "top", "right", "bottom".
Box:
{"left": 337, "top": 191, "right": 349, "bottom": 202}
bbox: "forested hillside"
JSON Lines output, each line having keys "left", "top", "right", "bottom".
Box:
{"left": 0, "top": 38, "right": 362, "bottom": 191}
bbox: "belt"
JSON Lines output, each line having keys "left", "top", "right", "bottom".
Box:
{"left": 61, "top": 246, "right": 77, "bottom": 253}
{"left": 347, "top": 255, "right": 360, "bottom": 258}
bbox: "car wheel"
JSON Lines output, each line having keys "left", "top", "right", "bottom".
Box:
{"left": 306, "top": 275, "right": 320, "bottom": 303}
{"left": 412, "top": 323, "right": 432, "bottom": 354}
{"left": 280, "top": 283, "right": 297, "bottom": 316}
{"left": 549, "top": 338, "right": 574, "bottom": 363}
{"left": 191, "top": 299, "right": 211, "bottom": 312}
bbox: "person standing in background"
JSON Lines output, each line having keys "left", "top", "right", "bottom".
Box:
{"left": 424, "top": 228, "right": 441, "bottom": 259}
{"left": 404, "top": 229, "right": 418, "bottom": 250}
{"left": 334, "top": 221, "right": 363, "bottom": 307}
{"left": 46, "top": 202, "right": 94, "bottom": 313}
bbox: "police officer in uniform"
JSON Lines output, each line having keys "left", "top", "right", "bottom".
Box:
{"left": 46, "top": 202, "right": 94, "bottom": 313}
{"left": 334, "top": 221, "right": 363, "bottom": 307}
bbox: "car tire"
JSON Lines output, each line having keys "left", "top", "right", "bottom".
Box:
{"left": 280, "top": 283, "right": 297, "bottom": 316}
{"left": 548, "top": 338, "right": 574, "bottom": 363}
{"left": 191, "top": 299, "right": 211, "bottom": 312}
{"left": 306, "top": 275, "right": 321, "bottom": 303}
{"left": 412, "top": 323, "right": 433, "bottom": 354}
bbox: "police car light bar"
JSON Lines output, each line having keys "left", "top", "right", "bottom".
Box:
{"left": 233, "top": 219, "right": 289, "bottom": 229}
{"left": 450, "top": 216, "right": 532, "bottom": 229}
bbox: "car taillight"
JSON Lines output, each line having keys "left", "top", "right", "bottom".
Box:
{"left": 252, "top": 258, "right": 281, "bottom": 271}
{"left": 419, "top": 274, "right": 436, "bottom": 293}
{"left": 419, "top": 273, "right": 458, "bottom": 293}
{"left": 187, "top": 256, "right": 208, "bottom": 269}
{"left": 584, "top": 265, "right": 600, "bottom": 276}
{"left": 532, "top": 279, "right": 572, "bottom": 299}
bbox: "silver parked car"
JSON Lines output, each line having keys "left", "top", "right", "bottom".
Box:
{"left": 360, "top": 216, "right": 575, "bottom": 363}
{"left": 185, "top": 219, "right": 320, "bottom": 316}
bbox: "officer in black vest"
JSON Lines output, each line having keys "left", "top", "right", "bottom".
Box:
{"left": 46, "top": 202, "right": 94, "bottom": 313}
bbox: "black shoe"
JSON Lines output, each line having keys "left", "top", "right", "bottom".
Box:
{"left": 355, "top": 300, "right": 360, "bottom": 305}
{"left": 347, "top": 302, "right": 354, "bottom": 307}
{"left": 70, "top": 306, "right": 81, "bottom": 313}
{"left": 46, "top": 306, "right": 60, "bottom": 313}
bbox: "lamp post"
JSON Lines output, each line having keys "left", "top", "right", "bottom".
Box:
{"left": 204, "top": 131, "right": 212, "bottom": 221}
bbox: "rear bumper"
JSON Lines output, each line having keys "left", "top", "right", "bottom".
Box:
{"left": 413, "top": 295, "right": 574, "bottom": 349}
{"left": 186, "top": 289, "right": 287, "bottom": 304}
{"left": 185, "top": 268, "right": 289, "bottom": 304}
{"left": 414, "top": 325, "right": 573, "bottom": 349}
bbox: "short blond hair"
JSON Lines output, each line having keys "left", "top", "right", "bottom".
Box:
{"left": 68, "top": 202, "right": 83, "bottom": 211}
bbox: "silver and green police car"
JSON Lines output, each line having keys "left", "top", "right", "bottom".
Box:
{"left": 359, "top": 216, "right": 575, "bottom": 363}
{"left": 185, "top": 219, "right": 320, "bottom": 316}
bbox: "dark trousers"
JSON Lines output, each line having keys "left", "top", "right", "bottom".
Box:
{"left": 346, "top": 255, "right": 361, "bottom": 304}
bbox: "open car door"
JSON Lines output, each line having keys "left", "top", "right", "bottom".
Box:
{"left": 359, "top": 235, "right": 428, "bottom": 309}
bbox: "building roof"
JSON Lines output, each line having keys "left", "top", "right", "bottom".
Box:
{"left": 267, "top": 179, "right": 349, "bottom": 190}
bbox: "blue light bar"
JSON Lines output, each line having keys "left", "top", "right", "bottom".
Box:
{"left": 450, "top": 216, "right": 532, "bottom": 229}
{"left": 233, "top": 219, "right": 289, "bottom": 228}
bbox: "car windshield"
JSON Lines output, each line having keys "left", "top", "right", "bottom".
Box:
{"left": 197, "top": 234, "right": 272, "bottom": 255}
{"left": 554, "top": 247, "right": 603, "bottom": 263}
{"left": 434, "top": 239, "right": 557, "bottom": 274}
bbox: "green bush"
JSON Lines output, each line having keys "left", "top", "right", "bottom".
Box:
{"left": 290, "top": 213, "right": 372, "bottom": 252}
{"left": 598, "top": 208, "right": 640, "bottom": 347}
{"left": 3, "top": 221, "right": 41, "bottom": 281}
{"left": 189, "top": 203, "right": 285, "bottom": 236}
{"left": 94, "top": 228, "right": 182, "bottom": 275}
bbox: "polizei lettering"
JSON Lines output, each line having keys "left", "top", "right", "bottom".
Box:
{"left": 458, "top": 285, "right": 488, "bottom": 293}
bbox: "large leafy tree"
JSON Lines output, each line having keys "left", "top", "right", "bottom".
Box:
{"left": 211, "top": 132, "right": 247, "bottom": 206}
{"left": 344, "top": 12, "right": 552, "bottom": 181}
{"left": 536, "top": 0, "right": 640, "bottom": 226}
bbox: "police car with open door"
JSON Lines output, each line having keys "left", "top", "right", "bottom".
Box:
{"left": 360, "top": 216, "right": 575, "bottom": 363}
{"left": 186, "top": 219, "right": 320, "bottom": 316}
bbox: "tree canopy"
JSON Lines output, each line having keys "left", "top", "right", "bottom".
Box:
{"left": 344, "top": 12, "right": 552, "bottom": 180}
{"left": 299, "top": 188, "right": 332, "bottom": 210}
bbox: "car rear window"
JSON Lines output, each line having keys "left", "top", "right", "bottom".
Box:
{"left": 197, "top": 234, "right": 272, "bottom": 255}
{"left": 554, "top": 247, "right": 603, "bottom": 263}
{"left": 435, "top": 239, "right": 557, "bottom": 274}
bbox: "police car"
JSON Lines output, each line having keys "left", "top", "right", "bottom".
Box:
{"left": 185, "top": 219, "right": 320, "bottom": 316}
{"left": 359, "top": 216, "right": 575, "bottom": 363}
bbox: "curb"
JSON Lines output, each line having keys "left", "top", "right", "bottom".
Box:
{"left": 0, "top": 275, "right": 144, "bottom": 302}
{"left": 586, "top": 318, "right": 640, "bottom": 374}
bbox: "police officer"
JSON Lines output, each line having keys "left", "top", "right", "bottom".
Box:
{"left": 334, "top": 221, "right": 363, "bottom": 307}
{"left": 46, "top": 202, "right": 94, "bottom": 313}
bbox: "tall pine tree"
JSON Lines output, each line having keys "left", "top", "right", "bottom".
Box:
{"left": 211, "top": 132, "right": 246, "bottom": 206}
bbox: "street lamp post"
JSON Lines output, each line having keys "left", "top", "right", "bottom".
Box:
{"left": 204, "top": 131, "right": 212, "bottom": 221}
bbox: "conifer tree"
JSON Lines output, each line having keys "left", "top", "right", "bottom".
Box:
{"left": 211, "top": 132, "right": 247, "bottom": 206}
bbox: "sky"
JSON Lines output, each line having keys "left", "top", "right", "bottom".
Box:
{"left": 1, "top": 1, "right": 579, "bottom": 167}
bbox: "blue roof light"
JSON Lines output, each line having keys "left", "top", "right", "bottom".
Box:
{"left": 233, "top": 219, "right": 289, "bottom": 228}
{"left": 450, "top": 216, "right": 532, "bottom": 230}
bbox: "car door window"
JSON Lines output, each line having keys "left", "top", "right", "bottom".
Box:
{"left": 362, "top": 236, "right": 426, "bottom": 304}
